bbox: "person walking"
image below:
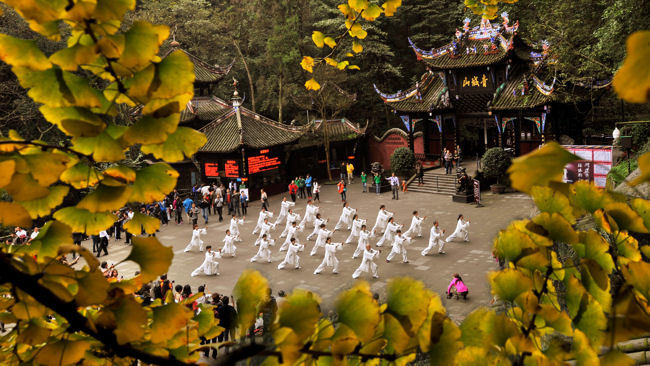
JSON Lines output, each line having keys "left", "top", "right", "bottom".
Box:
{"left": 386, "top": 173, "right": 400, "bottom": 200}
{"left": 337, "top": 179, "right": 347, "bottom": 202}
{"left": 97, "top": 230, "right": 109, "bottom": 257}
{"left": 373, "top": 173, "right": 381, "bottom": 195}
{"left": 189, "top": 202, "right": 200, "bottom": 226}
{"left": 360, "top": 171, "right": 367, "bottom": 192}
{"left": 346, "top": 161, "right": 354, "bottom": 185}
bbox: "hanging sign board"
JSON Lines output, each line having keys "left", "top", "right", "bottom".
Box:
{"left": 204, "top": 163, "right": 219, "bottom": 177}
{"left": 224, "top": 160, "right": 240, "bottom": 178}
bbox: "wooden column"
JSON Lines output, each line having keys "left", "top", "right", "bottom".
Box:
{"left": 515, "top": 111, "right": 523, "bottom": 156}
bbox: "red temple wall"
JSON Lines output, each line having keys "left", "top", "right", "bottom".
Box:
{"left": 368, "top": 130, "right": 424, "bottom": 170}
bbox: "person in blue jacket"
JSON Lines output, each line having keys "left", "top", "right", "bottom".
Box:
{"left": 305, "top": 174, "right": 313, "bottom": 199}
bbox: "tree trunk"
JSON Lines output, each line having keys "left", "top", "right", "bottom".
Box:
{"left": 232, "top": 39, "right": 256, "bottom": 113}
{"left": 321, "top": 105, "right": 332, "bottom": 181}
{"left": 278, "top": 74, "right": 283, "bottom": 123}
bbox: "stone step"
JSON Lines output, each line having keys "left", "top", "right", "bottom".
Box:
{"left": 407, "top": 188, "right": 455, "bottom": 195}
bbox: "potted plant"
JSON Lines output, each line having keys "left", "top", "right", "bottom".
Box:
{"left": 481, "top": 147, "right": 512, "bottom": 194}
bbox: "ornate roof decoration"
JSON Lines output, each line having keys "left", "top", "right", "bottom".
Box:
{"left": 374, "top": 71, "right": 451, "bottom": 113}
{"left": 180, "top": 96, "right": 232, "bottom": 123}
{"left": 373, "top": 128, "right": 423, "bottom": 142}
{"left": 162, "top": 46, "right": 234, "bottom": 84}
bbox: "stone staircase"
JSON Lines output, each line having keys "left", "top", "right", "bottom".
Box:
{"left": 407, "top": 169, "right": 457, "bottom": 196}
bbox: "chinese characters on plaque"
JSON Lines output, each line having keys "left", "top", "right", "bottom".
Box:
{"left": 462, "top": 74, "right": 489, "bottom": 88}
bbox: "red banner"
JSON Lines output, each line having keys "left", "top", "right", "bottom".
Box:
{"left": 204, "top": 162, "right": 219, "bottom": 177}
{"left": 225, "top": 160, "right": 239, "bottom": 178}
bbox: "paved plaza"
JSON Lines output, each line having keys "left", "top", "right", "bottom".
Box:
{"left": 84, "top": 179, "right": 535, "bottom": 323}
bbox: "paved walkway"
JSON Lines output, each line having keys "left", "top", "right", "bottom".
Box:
{"left": 82, "top": 179, "right": 534, "bottom": 323}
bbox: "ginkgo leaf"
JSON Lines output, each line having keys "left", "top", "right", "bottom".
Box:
{"left": 338, "top": 4, "right": 354, "bottom": 19}
{"left": 4, "top": 173, "right": 50, "bottom": 201}
{"left": 382, "top": 0, "right": 402, "bottom": 16}
{"left": 331, "top": 323, "right": 359, "bottom": 356}
{"left": 531, "top": 186, "right": 575, "bottom": 224}
{"left": 383, "top": 313, "right": 410, "bottom": 354}
{"left": 0, "top": 159, "right": 15, "bottom": 188}
{"left": 29, "top": 221, "right": 73, "bottom": 259}
{"left": 312, "top": 31, "right": 325, "bottom": 48}
{"left": 604, "top": 202, "right": 648, "bottom": 233}
{"left": 129, "top": 163, "right": 178, "bottom": 203}
{"left": 336, "top": 60, "right": 349, "bottom": 70}
{"left": 508, "top": 142, "right": 580, "bottom": 193}
{"left": 0, "top": 34, "right": 51, "bottom": 71}
{"left": 150, "top": 302, "right": 193, "bottom": 344}
{"left": 124, "top": 211, "right": 160, "bottom": 235}
{"left": 0, "top": 202, "right": 32, "bottom": 227}
{"left": 49, "top": 43, "right": 99, "bottom": 72}
{"left": 571, "top": 181, "right": 616, "bottom": 214}
{"left": 34, "top": 340, "right": 90, "bottom": 366}
{"left": 630, "top": 152, "right": 650, "bottom": 186}
{"left": 530, "top": 212, "right": 579, "bottom": 244}
{"left": 140, "top": 127, "right": 207, "bottom": 163}
{"left": 123, "top": 236, "right": 173, "bottom": 282}
{"left": 386, "top": 277, "right": 432, "bottom": 333}
{"left": 600, "top": 350, "right": 635, "bottom": 366}
{"left": 323, "top": 37, "right": 336, "bottom": 48}
{"left": 324, "top": 57, "right": 338, "bottom": 67}
{"left": 53, "top": 207, "right": 116, "bottom": 235}
{"left": 77, "top": 184, "right": 132, "bottom": 213}
{"left": 352, "top": 40, "right": 363, "bottom": 53}
{"left": 348, "top": 65, "right": 360, "bottom": 70}
{"left": 612, "top": 31, "right": 650, "bottom": 103}
{"left": 39, "top": 105, "right": 106, "bottom": 137}
{"left": 22, "top": 152, "right": 69, "bottom": 186}
{"left": 361, "top": 4, "right": 382, "bottom": 20}
{"left": 489, "top": 269, "right": 533, "bottom": 303}
{"left": 429, "top": 317, "right": 461, "bottom": 366}
{"left": 349, "top": 0, "right": 369, "bottom": 12}
{"left": 114, "top": 21, "right": 169, "bottom": 76}
{"left": 233, "top": 270, "right": 268, "bottom": 337}
{"left": 103, "top": 165, "right": 136, "bottom": 185}
{"left": 631, "top": 198, "right": 650, "bottom": 232}
{"left": 300, "top": 56, "right": 314, "bottom": 73}
{"left": 278, "top": 289, "right": 321, "bottom": 341}
{"left": 72, "top": 124, "right": 128, "bottom": 162}
{"left": 60, "top": 162, "right": 103, "bottom": 189}
{"left": 74, "top": 268, "right": 109, "bottom": 306}
{"left": 348, "top": 23, "right": 367, "bottom": 39}
{"left": 93, "top": 0, "right": 136, "bottom": 22}
{"left": 121, "top": 114, "right": 179, "bottom": 145}
{"left": 18, "top": 185, "right": 69, "bottom": 218}
{"left": 111, "top": 297, "right": 148, "bottom": 344}
{"left": 147, "top": 50, "right": 195, "bottom": 101}
{"left": 622, "top": 261, "right": 650, "bottom": 301}
{"left": 17, "top": 320, "right": 52, "bottom": 345}
{"left": 305, "top": 78, "right": 320, "bottom": 91}
{"left": 336, "top": 282, "right": 380, "bottom": 343}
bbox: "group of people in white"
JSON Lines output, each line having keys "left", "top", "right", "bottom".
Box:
{"left": 184, "top": 195, "right": 471, "bottom": 279}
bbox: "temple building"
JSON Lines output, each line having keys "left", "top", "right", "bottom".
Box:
{"left": 374, "top": 13, "right": 602, "bottom": 159}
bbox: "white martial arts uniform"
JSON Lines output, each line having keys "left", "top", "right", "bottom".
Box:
{"left": 334, "top": 206, "right": 357, "bottom": 231}
{"left": 221, "top": 234, "right": 237, "bottom": 257}
{"left": 422, "top": 225, "right": 445, "bottom": 256}
{"left": 229, "top": 217, "right": 244, "bottom": 242}
{"left": 191, "top": 250, "right": 221, "bottom": 276}
{"left": 314, "top": 242, "right": 342, "bottom": 274}
{"left": 345, "top": 218, "right": 366, "bottom": 244}
{"left": 299, "top": 204, "right": 319, "bottom": 229}
{"left": 184, "top": 228, "right": 207, "bottom": 252}
{"left": 254, "top": 222, "right": 275, "bottom": 246}
{"left": 277, "top": 241, "right": 304, "bottom": 270}
{"left": 280, "top": 212, "right": 301, "bottom": 238}
{"left": 306, "top": 218, "right": 326, "bottom": 241}
{"left": 371, "top": 209, "right": 393, "bottom": 236}
{"left": 352, "top": 247, "right": 380, "bottom": 279}
{"left": 275, "top": 200, "right": 295, "bottom": 226}
{"left": 250, "top": 239, "right": 274, "bottom": 263}
{"left": 446, "top": 219, "right": 470, "bottom": 242}
{"left": 253, "top": 211, "right": 273, "bottom": 234}
{"left": 376, "top": 222, "right": 401, "bottom": 247}
{"left": 353, "top": 230, "right": 371, "bottom": 258}
{"left": 404, "top": 215, "right": 425, "bottom": 238}
{"left": 310, "top": 228, "right": 332, "bottom": 256}
{"left": 280, "top": 225, "right": 302, "bottom": 251}
{"left": 386, "top": 234, "right": 411, "bottom": 263}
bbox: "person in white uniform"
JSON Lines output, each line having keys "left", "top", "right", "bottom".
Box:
{"left": 221, "top": 229, "right": 237, "bottom": 257}
{"left": 280, "top": 221, "right": 302, "bottom": 251}
{"left": 299, "top": 200, "right": 319, "bottom": 230}
{"left": 310, "top": 223, "right": 333, "bottom": 256}
{"left": 376, "top": 217, "right": 401, "bottom": 247}
{"left": 252, "top": 208, "right": 273, "bottom": 235}
{"left": 422, "top": 220, "right": 446, "bottom": 256}
{"left": 386, "top": 230, "right": 411, "bottom": 263}
{"left": 277, "top": 237, "right": 304, "bottom": 270}
{"left": 334, "top": 202, "right": 357, "bottom": 231}
{"left": 314, "top": 238, "right": 342, "bottom": 274}
{"left": 280, "top": 209, "right": 301, "bottom": 238}
{"left": 254, "top": 218, "right": 276, "bottom": 246}
{"left": 352, "top": 244, "right": 380, "bottom": 279}
{"left": 352, "top": 224, "right": 371, "bottom": 258}
{"left": 404, "top": 211, "right": 426, "bottom": 239}
{"left": 184, "top": 224, "right": 208, "bottom": 252}
{"left": 371, "top": 205, "right": 393, "bottom": 237}
{"left": 250, "top": 234, "right": 274, "bottom": 263}
{"left": 191, "top": 246, "right": 221, "bottom": 276}
{"left": 446, "top": 214, "right": 470, "bottom": 243}
{"left": 229, "top": 215, "right": 245, "bottom": 242}
{"left": 306, "top": 213, "right": 326, "bottom": 241}
{"left": 274, "top": 197, "right": 295, "bottom": 226}
{"left": 345, "top": 215, "right": 366, "bottom": 244}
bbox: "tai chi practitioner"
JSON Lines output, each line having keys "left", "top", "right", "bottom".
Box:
{"left": 280, "top": 209, "right": 301, "bottom": 238}
{"left": 422, "top": 221, "right": 446, "bottom": 256}
{"left": 314, "top": 238, "right": 342, "bottom": 274}
{"left": 280, "top": 221, "right": 302, "bottom": 251}
{"left": 252, "top": 208, "right": 274, "bottom": 235}
{"left": 376, "top": 217, "right": 401, "bottom": 247}
{"left": 229, "top": 215, "right": 245, "bottom": 242}
{"left": 299, "top": 200, "right": 319, "bottom": 229}
{"left": 446, "top": 214, "right": 470, "bottom": 243}
{"left": 191, "top": 246, "right": 221, "bottom": 276}
{"left": 386, "top": 230, "right": 411, "bottom": 263}
{"left": 334, "top": 202, "right": 357, "bottom": 231}
{"left": 310, "top": 223, "right": 332, "bottom": 256}
{"left": 371, "top": 205, "right": 393, "bottom": 236}
{"left": 184, "top": 224, "right": 208, "bottom": 252}
{"left": 345, "top": 215, "right": 366, "bottom": 244}
{"left": 306, "top": 213, "right": 326, "bottom": 241}
{"left": 250, "top": 234, "right": 274, "bottom": 263}
{"left": 275, "top": 197, "right": 295, "bottom": 226}
{"left": 404, "top": 211, "right": 426, "bottom": 239}
{"left": 352, "top": 224, "right": 371, "bottom": 258}
{"left": 221, "top": 229, "right": 237, "bottom": 257}
{"left": 352, "top": 244, "right": 380, "bottom": 279}
{"left": 254, "top": 218, "right": 276, "bottom": 246}
{"left": 277, "top": 238, "right": 304, "bottom": 270}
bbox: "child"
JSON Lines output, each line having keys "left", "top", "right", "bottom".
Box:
{"left": 446, "top": 274, "right": 468, "bottom": 300}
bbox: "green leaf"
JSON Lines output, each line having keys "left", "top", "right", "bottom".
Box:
{"left": 0, "top": 202, "right": 32, "bottom": 228}
{"left": 53, "top": 207, "right": 116, "bottom": 235}
{"left": 531, "top": 186, "right": 575, "bottom": 224}
{"left": 123, "top": 236, "right": 173, "bottom": 282}
{"left": 631, "top": 198, "right": 650, "bottom": 232}
{"left": 383, "top": 313, "right": 410, "bottom": 354}
{"left": 429, "top": 316, "right": 461, "bottom": 366}
{"left": 129, "top": 163, "right": 178, "bottom": 203}
{"left": 612, "top": 31, "right": 650, "bottom": 103}
{"left": 124, "top": 212, "right": 160, "bottom": 235}
{"left": 29, "top": 221, "right": 72, "bottom": 259}
{"left": 493, "top": 223, "right": 537, "bottom": 262}
{"left": 571, "top": 181, "right": 616, "bottom": 214}
{"left": 113, "top": 21, "right": 169, "bottom": 76}
{"left": 34, "top": 339, "right": 90, "bottom": 366}
{"left": 278, "top": 289, "right": 321, "bottom": 341}
{"left": 336, "top": 282, "right": 380, "bottom": 343}
{"left": 140, "top": 127, "right": 207, "bottom": 163}
{"left": 508, "top": 142, "right": 579, "bottom": 193}
{"left": 233, "top": 270, "right": 269, "bottom": 338}
{"left": 150, "top": 302, "right": 194, "bottom": 344}
{"left": 312, "top": 31, "right": 325, "bottom": 48}
{"left": 489, "top": 269, "right": 533, "bottom": 303}
{"left": 575, "top": 231, "right": 615, "bottom": 273}
{"left": 77, "top": 184, "right": 132, "bottom": 213}
{"left": 386, "top": 277, "right": 432, "bottom": 333}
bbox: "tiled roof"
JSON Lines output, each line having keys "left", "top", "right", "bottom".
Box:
{"left": 290, "top": 118, "right": 366, "bottom": 150}
{"left": 199, "top": 99, "right": 305, "bottom": 153}
{"left": 180, "top": 96, "right": 231, "bottom": 123}
{"left": 162, "top": 47, "right": 233, "bottom": 84}
{"left": 489, "top": 65, "right": 553, "bottom": 111}
{"left": 375, "top": 71, "right": 451, "bottom": 113}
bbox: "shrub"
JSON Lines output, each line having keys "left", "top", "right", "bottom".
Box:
{"left": 390, "top": 147, "right": 416, "bottom": 178}
{"left": 481, "top": 147, "right": 512, "bottom": 185}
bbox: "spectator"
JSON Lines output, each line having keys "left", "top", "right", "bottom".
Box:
{"left": 189, "top": 202, "right": 200, "bottom": 226}
{"left": 288, "top": 180, "right": 298, "bottom": 202}
{"left": 346, "top": 161, "right": 355, "bottom": 184}
{"left": 261, "top": 188, "right": 269, "bottom": 210}
{"left": 216, "top": 296, "right": 237, "bottom": 357}
{"left": 297, "top": 176, "right": 306, "bottom": 199}
{"left": 214, "top": 193, "right": 224, "bottom": 222}
{"left": 312, "top": 180, "right": 320, "bottom": 202}
{"left": 373, "top": 173, "right": 381, "bottom": 195}
{"left": 416, "top": 162, "right": 424, "bottom": 185}
{"left": 240, "top": 190, "right": 248, "bottom": 216}
{"left": 200, "top": 194, "right": 210, "bottom": 224}
{"left": 386, "top": 173, "right": 399, "bottom": 200}
{"left": 337, "top": 179, "right": 347, "bottom": 201}
{"left": 232, "top": 190, "right": 241, "bottom": 217}
{"left": 446, "top": 273, "right": 469, "bottom": 300}
{"left": 360, "top": 171, "right": 367, "bottom": 192}
{"left": 305, "top": 174, "right": 313, "bottom": 199}
{"left": 340, "top": 162, "right": 347, "bottom": 181}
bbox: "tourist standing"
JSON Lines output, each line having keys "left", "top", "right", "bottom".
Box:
{"left": 444, "top": 148, "right": 453, "bottom": 174}
{"left": 240, "top": 190, "right": 248, "bottom": 216}
{"left": 346, "top": 161, "right": 354, "bottom": 184}
{"left": 231, "top": 189, "right": 241, "bottom": 217}
{"left": 455, "top": 145, "right": 462, "bottom": 167}
{"left": 337, "top": 179, "right": 347, "bottom": 201}
{"left": 386, "top": 173, "right": 400, "bottom": 200}
{"left": 360, "top": 171, "right": 367, "bottom": 192}
{"left": 373, "top": 173, "right": 381, "bottom": 195}
{"left": 416, "top": 162, "right": 424, "bottom": 185}
{"left": 288, "top": 180, "right": 298, "bottom": 202}
{"left": 214, "top": 193, "right": 224, "bottom": 222}
{"left": 340, "top": 162, "right": 347, "bottom": 181}
{"left": 312, "top": 180, "right": 320, "bottom": 202}
{"left": 305, "top": 174, "right": 313, "bottom": 199}
{"left": 297, "top": 176, "right": 306, "bottom": 199}
{"left": 261, "top": 188, "right": 269, "bottom": 210}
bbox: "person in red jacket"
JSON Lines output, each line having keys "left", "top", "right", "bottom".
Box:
{"left": 288, "top": 180, "right": 298, "bottom": 202}
{"left": 337, "top": 179, "right": 347, "bottom": 202}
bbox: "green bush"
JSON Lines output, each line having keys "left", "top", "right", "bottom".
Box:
{"left": 608, "top": 140, "right": 650, "bottom": 185}
{"left": 620, "top": 124, "right": 650, "bottom": 150}
{"left": 481, "top": 147, "right": 512, "bottom": 185}
{"left": 390, "top": 147, "right": 416, "bottom": 179}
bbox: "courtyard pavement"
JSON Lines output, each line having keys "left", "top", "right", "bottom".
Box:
{"left": 82, "top": 177, "right": 535, "bottom": 324}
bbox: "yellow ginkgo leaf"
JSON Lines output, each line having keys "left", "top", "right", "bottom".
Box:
{"left": 323, "top": 37, "right": 336, "bottom": 48}
{"left": 0, "top": 202, "right": 32, "bottom": 228}
{"left": 337, "top": 60, "right": 350, "bottom": 70}
{"left": 312, "top": 31, "right": 325, "bottom": 48}
{"left": 630, "top": 151, "right": 650, "bottom": 186}
{"left": 508, "top": 142, "right": 580, "bottom": 193}
{"left": 34, "top": 340, "right": 90, "bottom": 366}
{"left": 348, "top": 0, "right": 369, "bottom": 12}
{"left": 338, "top": 4, "right": 355, "bottom": 19}
{"left": 346, "top": 52, "right": 354, "bottom": 57}
{"left": 382, "top": 0, "right": 402, "bottom": 16}
{"left": 123, "top": 236, "right": 173, "bottom": 282}
{"left": 300, "top": 56, "right": 314, "bottom": 73}
{"left": 124, "top": 211, "right": 160, "bottom": 235}
{"left": 348, "top": 23, "right": 368, "bottom": 39}
{"left": 612, "top": 32, "right": 650, "bottom": 103}
{"left": 352, "top": 41, "right": 363, "bottom": 53}
{"left": 325, "top": 57, "right": 338, "bottom": 67}
{"left": 0, "top": 34, "right": 52, "bottom": 71}
{"left": 361, "top": 4, "right": 382, "bottom": 21}
{"left": 348, "top": 65, "right": 361, "bottom": 70}
{"left": 305, "top": 78, "right": 321, "bottom": 91}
